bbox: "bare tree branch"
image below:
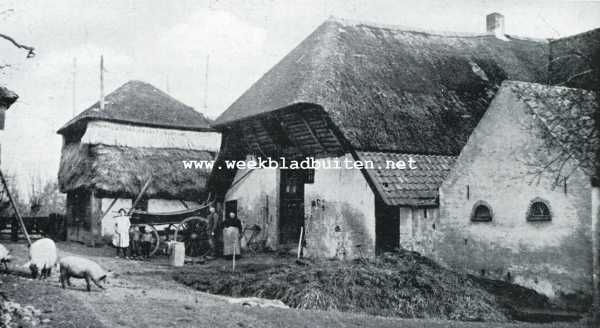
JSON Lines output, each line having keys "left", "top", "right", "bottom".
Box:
{"left": 0, "top": 33, "right": 35, "bottom": 57}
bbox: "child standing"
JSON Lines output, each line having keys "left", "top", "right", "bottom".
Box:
{"left": 140, "top": 225, "right": 153, "bottom": 259}
{"left": 129, "top": 225, "right": 141, "bottom": 259}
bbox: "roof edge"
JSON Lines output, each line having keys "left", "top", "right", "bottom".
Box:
{"left": 57, "top": 117, "right": 217, "bottom": 135}
{"left": 212, "top": 102, "right": 324, "bottom": 129}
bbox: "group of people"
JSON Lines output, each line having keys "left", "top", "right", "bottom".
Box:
{"left": 112, "top": 206, "right": 245, "bottom": 260}
{"left": 112, "top": 208, "right": 154, "bottom": 259}
{"left": 208, "top": 206, "right": 243, "bottom": 260}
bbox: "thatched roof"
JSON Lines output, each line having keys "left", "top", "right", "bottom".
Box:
{"left": 0, "top": 86, "right": 18, "bottom": 108}
{"left": 357, "top": 152, "right": 456, "bottom": 206}
{"left": 58, "top": 80, "right": 212, "bottom": 136}
{"left": 58, "top": 143, "right": 213, "bottom": 200}
{"left": 506, "top": 80, "right": 598, "bottom": 178}
{"left": 549, "top": 28, "right": 600, "bottom": 92}
{"left": 214, "top": 17, "right": 548, "bottom": 155}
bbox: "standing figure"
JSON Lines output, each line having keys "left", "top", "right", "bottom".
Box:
{"left": 112, "top": 208, "right": 130, "bottom": 258}
{"left": 222, "top": 212, "right": 242, "bottom": 260}
{"left": 207, "top": 206, "right": 221, "bottom": 258}
{"left": 129, "top": 225, "right": 141, "bottom": 258}
{"left": 140, "top": 225, "right": 153, "bottom": 259}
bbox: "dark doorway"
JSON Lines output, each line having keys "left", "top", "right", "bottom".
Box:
{"left": 279, "top": 169, "right": 305, "bottom": 244}
{"left": 375, "top": 198, "right": 399, "bottom": 254}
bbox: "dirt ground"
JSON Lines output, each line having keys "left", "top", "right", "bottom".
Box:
{"left": 0, "top": 240, "right": 592, "bottom": 328}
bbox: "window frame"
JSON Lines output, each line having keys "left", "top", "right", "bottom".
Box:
{"left": 526, "top": 198, "right": 552, "bottom": 222}
{"left": 470, "top": 201, "right": 493, "bottom": 222}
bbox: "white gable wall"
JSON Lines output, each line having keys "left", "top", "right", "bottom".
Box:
{"left": 437, "top": 87, "right": 592, "bottom": 304}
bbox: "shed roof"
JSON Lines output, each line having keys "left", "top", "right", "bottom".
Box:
{"left": 58, "top": 80, "right": 212, "bottom": 135}
{"left": 356, "top": 151, "right": 456, "bottom": 206}
{"left": 215, "top": 17, "right": 548, "bottom": 155}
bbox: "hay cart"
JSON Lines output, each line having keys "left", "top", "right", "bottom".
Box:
{"left": 128, "top": 205, "right": 213, "bottom": 257}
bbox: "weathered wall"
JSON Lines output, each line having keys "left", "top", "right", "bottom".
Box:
{"left": 438, "top": 87, "right": 593, "bottom": 304}
{"left": 304, "top": 154, "right": 376, "bottom": 259}
{"left": 399, "top": 207, "right": 439, "bottom": 257}
{"left": 224, "top": 166, "right": 280, "bottom": 249}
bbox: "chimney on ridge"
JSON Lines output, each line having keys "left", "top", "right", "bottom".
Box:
{"left": 486, "top": 13, "right": 506, "bottom": 39}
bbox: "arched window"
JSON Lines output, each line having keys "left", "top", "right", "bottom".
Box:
{"left": 471, "top": 201, "right": 493, "bottom": 222}
{"left": 527, "top": 198, "right": 552, "bottom": 221}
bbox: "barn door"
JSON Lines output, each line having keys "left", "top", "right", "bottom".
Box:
{"left": 279, "top": 169, "right": 305, "bottom": 245}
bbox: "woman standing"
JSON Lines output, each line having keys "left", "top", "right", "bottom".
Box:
{"left": 222, "top": 212, "right": 242, "bottom": 260}
{"left": 112, "top": 208, "right": 131, "bottom": 258}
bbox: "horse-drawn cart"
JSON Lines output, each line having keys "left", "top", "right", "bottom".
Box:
{"left": 129, "top": 204, "right": 212, "bottom": 257}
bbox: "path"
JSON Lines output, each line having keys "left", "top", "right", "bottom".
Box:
{"left": 1, "top": 241, "right": 589, "bottom": 328}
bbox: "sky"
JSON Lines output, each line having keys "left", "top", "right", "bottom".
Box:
{"left": 0, "top": 0, "right": 599, "bottom": 196}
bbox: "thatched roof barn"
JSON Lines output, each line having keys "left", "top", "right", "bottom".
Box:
{"left": 57, "top": 80, "right": 219, "bottom": 244}
{"left": 214, "top": 17, "right": 548, "bottom": 156}
{"left": 208, "top": 15, "right": 554, "bottom": 258}
{"left": 211, "top": 16, "right": 549, "bottom": 201}
{"left": 58, "top": 80, "right": 218, "bottom": 200}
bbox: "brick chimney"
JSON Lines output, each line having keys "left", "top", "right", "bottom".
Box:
{"left": 486, "top": 13, "right": 506, "bottom": 39}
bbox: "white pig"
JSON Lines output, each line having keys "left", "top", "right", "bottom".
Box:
{"left": 27, "top": 238, "right": 57, "bottom": 279}
{"left": 59, "top": 256, "right": 108, "bottom": 292}
{"left": 0, "top": 244, "right": 12, "bottom": 271}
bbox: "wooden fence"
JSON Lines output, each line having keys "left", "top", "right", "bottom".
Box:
{"left": 0, "top": 213, "right": 67, "bottom": 241}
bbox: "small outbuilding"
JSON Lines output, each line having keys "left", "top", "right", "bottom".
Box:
{"left": 57, "top": 80, "right": 220, "bottom": 244}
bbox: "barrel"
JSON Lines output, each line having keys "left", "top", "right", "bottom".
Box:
{"left": 169, "top": 241, "right": 185, "bottom": 267}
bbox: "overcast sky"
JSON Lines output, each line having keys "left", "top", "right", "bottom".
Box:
{"left": 1, "top": 0, "right": 599, "bottom": 195}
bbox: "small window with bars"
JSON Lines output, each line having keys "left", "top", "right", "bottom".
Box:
{"left": 527, "top": 199, "right": 552, "bottom": 222}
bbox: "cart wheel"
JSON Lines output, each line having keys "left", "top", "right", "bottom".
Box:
{"left": 173, "top": 216, "right": 210, "bottom": 257}
{"left": 135, "top": 224, "right": 160, "bottom": 256}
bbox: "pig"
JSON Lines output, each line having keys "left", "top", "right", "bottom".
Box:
{"left": 0, "top": 244, "right": 13, "bottom": 271}
{"left": 59, "top": 256, "right": 108, "bottom": 292}
{"left": 27, "top": 238, "right": 57, "bottom": 279}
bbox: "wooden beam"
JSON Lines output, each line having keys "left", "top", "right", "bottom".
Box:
{"left": 300, "top": 116, "right": 327, "bottom": 153}
{"left": 278, "top": 119, "right": 308, "bottom": 155}
{"left": 129, "top": 177, "right": 153, "bottom": 215}
{"left": 179, "top": 200, "right": 190, "bottom": 209}
{"left": 99, "top": 197, "right": 119, "bottom": 221}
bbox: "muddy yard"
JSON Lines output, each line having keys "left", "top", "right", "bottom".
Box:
{"left": 0, "top": 241, "right": 591, "bottom": 328}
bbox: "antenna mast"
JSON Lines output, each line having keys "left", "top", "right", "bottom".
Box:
{"left": 72, "top": 57, "right": 77, "bottom": 117}
{"left": 204, "top": 54, "right": 209, "bottom": 111}
{"left": 100, "top": 55, "right": 105, "bottom": 110}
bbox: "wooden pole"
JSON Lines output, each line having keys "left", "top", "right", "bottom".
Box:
{"left": 100, "top": 197, "right": 118, "bottom": 221}
{"left": 592, "top": 186, "right": 599, "bottom": 325}
{"left": 203, "top": 55, "right": 209, "bottom": 111}
{"left": 0, "top": 170, "right": 31, "bottom": 245}
{"left": 72, "top": 57, "right": 77, "bottom": 117}
{"left": 232, "top": 237, "right": 236, "bottom": 272}
{"left": 297, "top": 226, "right": 304, "bottom": 259}
{"left": 129, "top": 177, "right": 153, "bottom": 215}
{"left": 99, "top": 55, "right": 105, "bottom": 111}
